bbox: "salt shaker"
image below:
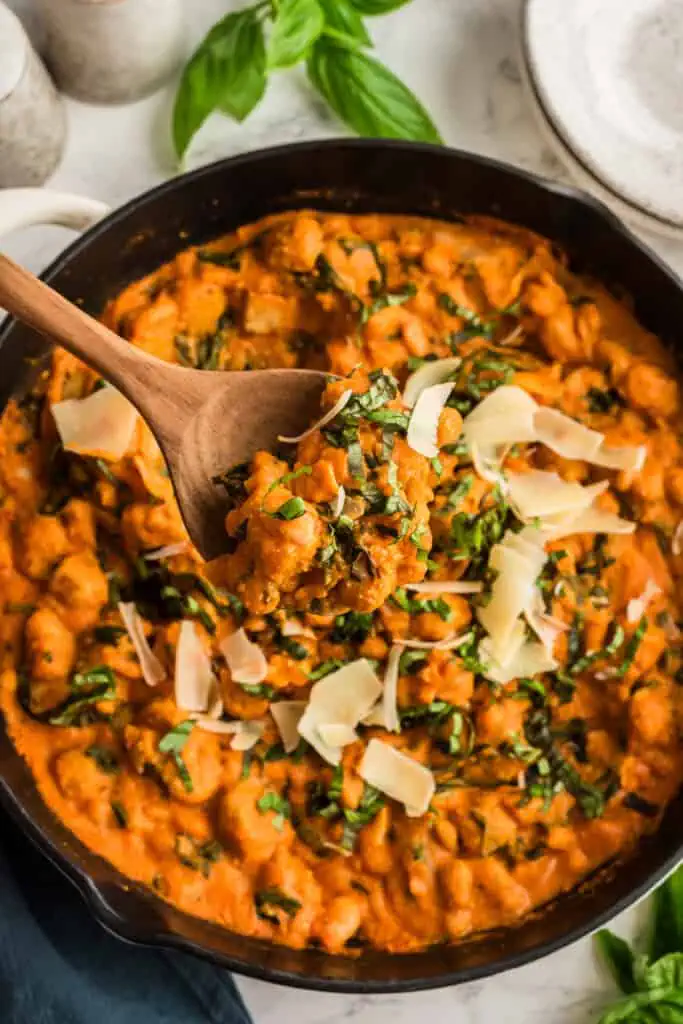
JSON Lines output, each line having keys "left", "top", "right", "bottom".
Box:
{"left": 0, "top": 2, "right": 66, "bottom": 187}
{"left": 36, "top": 0, "right": 185, "bottom": 104}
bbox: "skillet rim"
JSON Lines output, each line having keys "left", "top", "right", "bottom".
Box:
{"left": 1, "top": 137, "right": 682, "bottom": 993}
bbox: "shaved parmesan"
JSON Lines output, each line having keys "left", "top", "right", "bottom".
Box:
{"left": 401, "top": 631, "right": 473, "bottom": 650}
{"left": 271, "top": 701, "right": 306, "bottom": 753}
{"left": 220, "top": 628, "right": 268, "bottom": 685}
{"left": 297, "top": 659, "right": 382, "bottom": 766}
{"left": 280, "top": 618, "right": 315, "bottom": 639}
{"left": 193, "top": 716, "right": 265, "bottom": 750}
{"left": 533, "top": 406, "right": 603, "bottom": 461}
{"left": 525, "top": 591, "right": 568, "bottom": 655}
{"left": 359, "top": 739, "right": 435, "bottom": 817}
{"left": 117, "top": 602, "right": 165, "bottom": 688}
{"left": 594, "top": 444, "right": 647, "bottom": 472}
{"left": 463, "top": 386, "right": 538, "bottom": 447}
{"left": 174, "top": 620, "right": 214, "bottom": 712}
{"left": 362, "top": 703, "right": 386, "bottom": 727}
{"left": 479, "top": 534, "right": 547, "bottom": 664}
{"left": 541, "top": 506, "right": 635, "bottom": 540}
{"left": 382, "top": 645, "right": 402, "bottom": 733}
{"left": 626, "top": 579, "right": 661, "bottom": 623}
{"left": 404, "top": 580, "right": 483, "bottom": 595}
{"left": 331, "top": 485, "right": 346, "bottom": 519}
{"left": 480, "top": 630, "right": 558, "bottom": 685}
{"left": 507, "top": 470, "right": 608, "bottom": 521}
{"left": 278, "top": 389, "right": 353, "bottom": 443}
{"left": 143, "top": 541, "right": 189, "bottom": 561}
{"left": 470, "top": 442, "right": 508, "bottom": 486}
{"left": 407, "top": 382, "right": 454, "bottom": 458}
{"left": 52, "top": 385, "right": 137, "bottom": 462}
{"left": 403, "top": 357, "right": 461, "bottom": 408}
{"left": 674, "top": 521, "right": 683, "bottom": 556}
{"left": 317, "top": 723, "right": 358, "bottom": 747}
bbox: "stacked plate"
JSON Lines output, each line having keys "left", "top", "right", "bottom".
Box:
{"left": 521, "top": 0, "right": 683, "bottom": 240}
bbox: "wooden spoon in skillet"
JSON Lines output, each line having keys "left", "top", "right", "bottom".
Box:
{"left": 0, "top": 252, "right": 328, "bottom": 559}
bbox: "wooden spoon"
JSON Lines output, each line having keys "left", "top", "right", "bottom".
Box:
{"left": 0, "top": 253, "right": 328, "bottom": 559}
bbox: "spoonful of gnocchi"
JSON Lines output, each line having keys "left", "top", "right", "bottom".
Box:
{"left": 0, "top": 252, "right": 328, "bottom": 559}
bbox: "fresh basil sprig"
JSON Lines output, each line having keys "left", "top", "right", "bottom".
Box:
{"left": 173, "top": 7, "right": 267, "bottom": 158}
{"left": 172, "top": 0, "right": 441, "bottom": 159}
{"left": 595, "top": 865, "right": 683, "bottom": 1022}
{"left": 267, "top": 0, "right": 324, "bottom": 69}
{"left": 307, "top": 37, "right": 441, "bottom": 144}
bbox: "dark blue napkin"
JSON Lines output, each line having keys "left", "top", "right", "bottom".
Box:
{"left": 0, "top": 811, "right": 253, "bottom": 1024}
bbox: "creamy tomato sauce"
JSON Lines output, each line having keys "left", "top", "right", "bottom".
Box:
{"left": 1, "top": 210, "right": 682, "bottom": 956}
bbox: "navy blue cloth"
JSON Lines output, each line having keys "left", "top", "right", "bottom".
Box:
{"left": 0, "top": 812, "right": 253, "bottom": 1024}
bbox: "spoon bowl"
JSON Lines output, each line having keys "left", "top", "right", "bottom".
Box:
{"left": 0, "top": 252, "right": 328, "bottom": 558}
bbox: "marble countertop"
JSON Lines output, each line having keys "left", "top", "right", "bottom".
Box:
{"left": 4, "top": 1, "right": 683, "bottom": 1022}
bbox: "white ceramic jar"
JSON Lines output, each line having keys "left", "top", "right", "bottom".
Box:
{"left": 36, "top": 0, "right": 185, "bottom": 104}
{"left": 0, "top": 2, "right": 67, "bottom": 187}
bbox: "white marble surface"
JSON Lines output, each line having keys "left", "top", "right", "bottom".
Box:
{"left": 3, "top": 1, "right": 683, "bottom": 1022}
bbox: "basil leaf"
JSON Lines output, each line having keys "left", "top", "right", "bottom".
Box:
{"left": 272, "top": 496, "right": 306, "bottom": 520}
{"left": 351, "top": 0, "right": 412, "bottom": 12}
{"left": 651, "top": 866, "right": 683, "bottom": 962}
{"left": 597, "top": 988, "right": 683, "bottom": 1024}
{"left": 255, "top": 887, "right": 302, "bottom": 921}
{"left": 644, "top": 953, "right": 683, "bottom": 992}
{"left": 268, "top": 0, "right": 324, "bottom": 68}
{"left": 318, "top": 0, "right": 372, "bottom": 46}
{"left": 307, "top": 38, "right": 441, "bottom": 143}
{"left": 596, "top": 929, "right": 637, "bottom": 994}
{"left": 173, "top": 7, "right": 267, "bottom": 158}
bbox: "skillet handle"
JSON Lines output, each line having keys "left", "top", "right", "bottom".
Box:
{"left": 0, "top": 188, "right": 109, "bottom": 236}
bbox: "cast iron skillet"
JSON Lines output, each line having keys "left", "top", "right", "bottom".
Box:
{"left": 1, "top": 140, "right": 682, "bottom": 993}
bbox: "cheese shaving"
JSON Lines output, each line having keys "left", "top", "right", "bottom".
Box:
{"left": 297, "top": 659, "right": 382, "bottom": 766}
{"left": 192, "top": 716, "right": 265, "bottom": 750}
{"left": 359, "top": 739, "right": 435, "bottom": 817}
{"left": 317, "top": 723, "right": 358, "bottom": 747}
{"left": 382, "top": 644, "right": 402, "bottom": 733}
{"left": 404, "top": 580, "right": 483, "bottom": 595}
{"left": 463, "top": 385, "right": 646, "bottom": 478}
{"left": 470, "top": 442, "right": 509, "bottom": 486}
{"left": 174, "top": 620, "right": 214, "bottom": 712}
{"left": 117, "top": 601, "right": 165, "bottom": 688}
{"left": 270, "top": 701, "right": 307, "bottom": 753}
{"left": 52, "top": 385, "right": 138, "bottom": 462}
{"left": 540, "top": 506, "right": 636, "bottom": 540}
{"left": 674, "top": 521, "right": 683, "bottom": 556}
{"left": 220, "top": 627, "right": 268, "bottom": 684}
{"left": 278, "top": 389, "right": 353, "bottom": 443}
{"left": 480, "top": 629, "right": 558, "bottom": 685}
{"left": 524, "top": 591, "right": 568, "bottom": 656}
{"left": 626, "top": 579, "right": 661, "bottom": 624}
{"left": 406, "top": 382, "right": 454, "bottom": 458}
{"left": 507, "top": 470, "right": 608, "bottom": 521}
{"left": 479, "top": 534, "right": 547, "bottom": 663}
{"left": 401, "top": 631, "right": 473, "bottom": 650}
{"left": 403, "top": 357, "right": 462, "bottom": 408}
{"left": 280, "top": 618, "right": 315, "bottom": 639}
{"left": 143, "top": 542, "right": 189, "bottom": 561}
{"left": 533, "top": 406, "right": 603, "bottom": 461}
{"left": 331, "top": 485, "right": 346, "bottom": 519}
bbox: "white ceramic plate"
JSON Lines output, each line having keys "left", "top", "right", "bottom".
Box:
{"left": 524, "top": 0, "right": 683, "bottom": 234}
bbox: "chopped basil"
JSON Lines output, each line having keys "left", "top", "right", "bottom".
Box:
{"left": 93, "top": 624, "right": 127, "bottom": 645}
{"left": 330, "top": 611, "right": 374, "bottom": 645}
{"left": 239, "top": 681, "right": 275, "bottom": 698}
{"left": 340, "top": 784, "right": 385, "bottom": 851}
{"left": 263, "top": 465, "right": 312, "bottom": 501}
{"left": 48, "top": 666, "right": 117, "bottom": 728}
{"left": 175, "top": 832, "right": 223, "bottom": 876}
{"left": 85, "top": 745, "right": 120, "bottom": 774}
{"left": 111, "top": 801, "right": 128, "bottom": 829}
{"left": 254, "top": 887, "right": 302, "bottom": 923}
{"left": 308, "top": 659, "right": 345, "bottom": 682}
{"left": 158, "top": 720, "right": 194, "bottom": 793}
{"left": 586, "top": 386, "right": 624, "bottom": 414}
{"left": 616, "top": 617, "right": 648, "bottom": 678}
{"left": 623, "top": 792, "right": 659, "bottom": 818}
{"left": 271, "top": 496, "right": 306, "bottom": 520}
{"left": 257, "top": 791, "right": 291, "bottom": 831}
{"left": 361, "top": 282, "right": 417, "bottom": 325}
{"left": 197, "top": 246, "right": 244, "bottom": 269}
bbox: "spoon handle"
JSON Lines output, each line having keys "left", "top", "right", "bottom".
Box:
{"left": 0, "top": 251, "right": 171, "bottom": 413}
